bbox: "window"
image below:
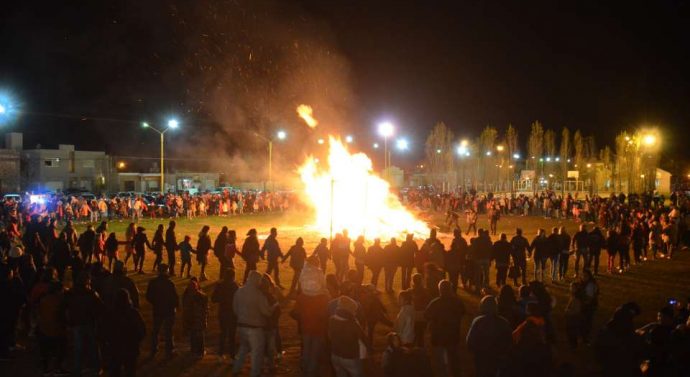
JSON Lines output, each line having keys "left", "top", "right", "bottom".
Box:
{"left": 82, "top": 159, "right": 95, "bottom": 168}
{"left": 44, "top": 159, "right": 59, "bottom": 167}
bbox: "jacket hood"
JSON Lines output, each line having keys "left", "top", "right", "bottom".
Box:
{"left": 479, "top": 295, "right": 497, "bottom": 315}
{"left": 246, "top": 270, "right": 262, "bottom": 287}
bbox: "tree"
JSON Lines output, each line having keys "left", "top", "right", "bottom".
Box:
{"left": 504, "top": 124, "right": 518, "bottom": 192}
{"left": 573, "top": 130, "right": 585, "bottom": 173}
{"left": 478, "top": 126, "right": 498, "bottom": 191}
{"left": 559, "top": 127, "right": 571, "bottom": 193}
{"left": 424, "top": 122, "right": 455, "bottom": 188}
{"left": 527, "top": 121, "right": 544, "bottom": 171}
{"left": 544, "top": 129, "right": 557, "bottom": 158}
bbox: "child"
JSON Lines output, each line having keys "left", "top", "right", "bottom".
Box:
{"left": 564, "top": 282, "right": 583, "bottom": 349}
{"left": 179, "top": 235, "right": 195, "bottom": 278}
{"left": 395, "top": 290, "right": 415, "bottom": 346}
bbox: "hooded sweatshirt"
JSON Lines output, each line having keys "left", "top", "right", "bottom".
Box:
{"left": 233, "top": 270, "right": 275, "bottom": 327}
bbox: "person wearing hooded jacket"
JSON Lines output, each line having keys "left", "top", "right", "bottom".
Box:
{"left": 232, "top": 270, "right": 277, "bottom": 377}
{"left": 466, "top": 295, "right": 513, "bottom": 377}
{"left": 212, "top": 268, "right": 239, "bottom": 363}
{"left": 282, "top": 237, "right": 307, "bottom": 295}
{"left": 424, "top": 280, "right": 465, "bottom": 377}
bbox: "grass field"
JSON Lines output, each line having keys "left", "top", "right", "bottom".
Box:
{"left": 13, "top": 211, "right": 690, "bottom": 377}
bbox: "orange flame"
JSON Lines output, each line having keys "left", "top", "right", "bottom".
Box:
{"left": 298, "top": 136, "right": 428, "bottom": 240}
{"left": 296, "top": 104, "right": 318, "bottom": 128}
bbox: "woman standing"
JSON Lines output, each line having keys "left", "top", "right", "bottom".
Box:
{"left": 151, "top": 224, "right": 165, "bottom": 272}
{"left": 196, "top": 226, "right": 212, "bottom": 281}
{"left": 104, "top": 289, "right": 146, "bottom": 377}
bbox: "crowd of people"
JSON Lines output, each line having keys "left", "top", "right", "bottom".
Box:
{"left": 1, "top": 188, "right": 690, "bottom": 377}
{"left": 3, "top": 190, "right": 295, "bottom": 224}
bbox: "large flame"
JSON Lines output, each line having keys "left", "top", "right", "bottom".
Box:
{"left": 299, "top": 136, "right": 428, "bottom": 240}
{"left": 296, "top": 104, "right": 318, "bottom": 128}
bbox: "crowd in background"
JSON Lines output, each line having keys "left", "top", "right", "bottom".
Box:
{"left": 0, "top": 188, "right": 690, "bottom": 377}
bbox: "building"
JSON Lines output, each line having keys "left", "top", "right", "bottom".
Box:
{"left": 16, "top": 133, "right": 112, "bottom": 192}
{"left": 115, "top": 172, "right": 219, "bottom": 193}
{"left": 0, "top": 133, "right": 21, "bottom": 193}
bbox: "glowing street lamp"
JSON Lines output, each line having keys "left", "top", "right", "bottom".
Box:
{"left": 254, "top": 130, "right": 287, "bottom": 191}
{"left": 513, "top": 153, "right": 520, "bottom": 159}
{"left": 396, "top": 138, "right": 409, "bottom": 151}
{"left": 276, "top": 130, "right": 287, "bottom": 140}
{"left": 643, "top": 134, "right": 656, "bottom": 146}
{"left": 141, "top": 118, "right": 180, "bottom": 192}
{"left": 486, "top": 151, "right": 492, "bottom": 156}
{"left": 117, "top": 161, "right": 126, "bottom": 169}
{"left": 373, "top": 143, "right": 379, "bottom": 149}
{"left": 0, "top": 104, "right": 5, "bottom": 114}
{"left": 496, "top": 145, "right": 505, "bottom": 152}
{"left": 345, "top": 135, "right": 354, "bottom": 144}
{"left": 317, "top": 138, "right": 325, "bottom": 145}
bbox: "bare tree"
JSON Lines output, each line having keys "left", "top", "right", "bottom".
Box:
{"left": 527, "top": 121, "right": 544, "bottom": 172}
{"left": 504, "top": 124, "right": 518, "bottom": 192}
{"left": 424, "top": 122, "right": 455, "bottom": 188}
{"left": 478, "top": 126, "right": 498, "bottom": 191}
{"left": 559, "top": 127, "right": 571, "bottom": 193}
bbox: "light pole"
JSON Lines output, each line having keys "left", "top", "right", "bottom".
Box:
{"left": 142, "top": 119, "right": 179, "bottom": 193}
{"left": 255, "top": 130, "right": 287, "bottom": 191}
{"left": 378, "top": 122, "right": 395, "bottom": 180}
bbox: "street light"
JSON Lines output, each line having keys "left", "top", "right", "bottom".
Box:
{"left": 141, "top": 118, "right": 180, "bottom": 193}
{"left": 378, "top": 122, "right": 395, "bottom": 176}
{"left": 0, "top": 105, "right": 5, "bottom": 114}
{"left": 396, "top": 138, "right": 409, "bottom": 151}
{"left": 513, "top": 153, "right": 520, "bottom": 159}
{"left": 643, "top": 134, "right": 656, "bottom": 146}
{"left": 254, "top": 130, "right": 287, "bottom": 191}
{"left": 345, "top": 135, "right": 354, "bottom": 144}
{"left": 317, "top": 138, "right": 325, "bottom": 145}
{"left": 373, "top": 143, "right": 379, "bottom": 149}
{"left": 496, "top": 145, "right": 504, "bottom": 152}
{"left": 117, "top": 161, "right": 126, "bottom": 169}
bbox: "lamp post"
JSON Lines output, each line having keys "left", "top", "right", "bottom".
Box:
{"left": 378, "top": 122, "right": 395, "bottom": 181}
{"left": 255, "top": 130, "right": 287, "bottom": 191}
{"left": 142, "top": 119, "right": 179, "bottom": 193}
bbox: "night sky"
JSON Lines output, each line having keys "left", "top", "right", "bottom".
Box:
{"left": 1, "top": 1, "right": 689, "bottom": 168}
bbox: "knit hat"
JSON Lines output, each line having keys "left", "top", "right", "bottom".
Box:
{"left": 337, "top": 295, "right": 358, "bottom": 316}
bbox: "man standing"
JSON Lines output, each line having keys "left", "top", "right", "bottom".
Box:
{"left": 510, "top": 228, "right": 529, "bottom": 286}
{"left": 164, "top": 221, "right": 178, "bottom": 277}
{"left": 146, "top": 264, "right": 179, "bottom": 358}
{"left": 64, "top": 272, "right": 104, "bottom": 376}
{"left": 424, "top": 280, "right": 465, "bottom": 377}
{"left": 365, "top": 238, "right": 385, "bottom": 288}
{"left": 399, "top": 234, "right": 417, "bottom": 290}
{"left": 232, "top": 270, "right": 277, "bottom": 377}
{"left": 213, "top": 226, "right": 229, "bottom": 281}
{"left": 547, "top": 227, "right": 561, "bottom": 283}
{"left": 491, "top": 234, "right": 511, "bottom": 287}
{"left": 261, "top": 227, "right": 283, "bottom": 288}
{"left": 422, "top": 229, "right": 445, "bottom": 272}
{"left": 530, "top": 229, "right": 549, "bottom": 282}
{"left": 383, "top": 238, "right": 400, "bottom": 293}
{"left": 240, "top": 229, "right": 261, "bottom": 283}
{"left": 445, "top": 229, "right": 467, "bottom": 292}
{"left": 558, "top": 226, "right": 572, "bottom": 280}
{"left": 571, "top": 224, "right": 590, "bottom": 278}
